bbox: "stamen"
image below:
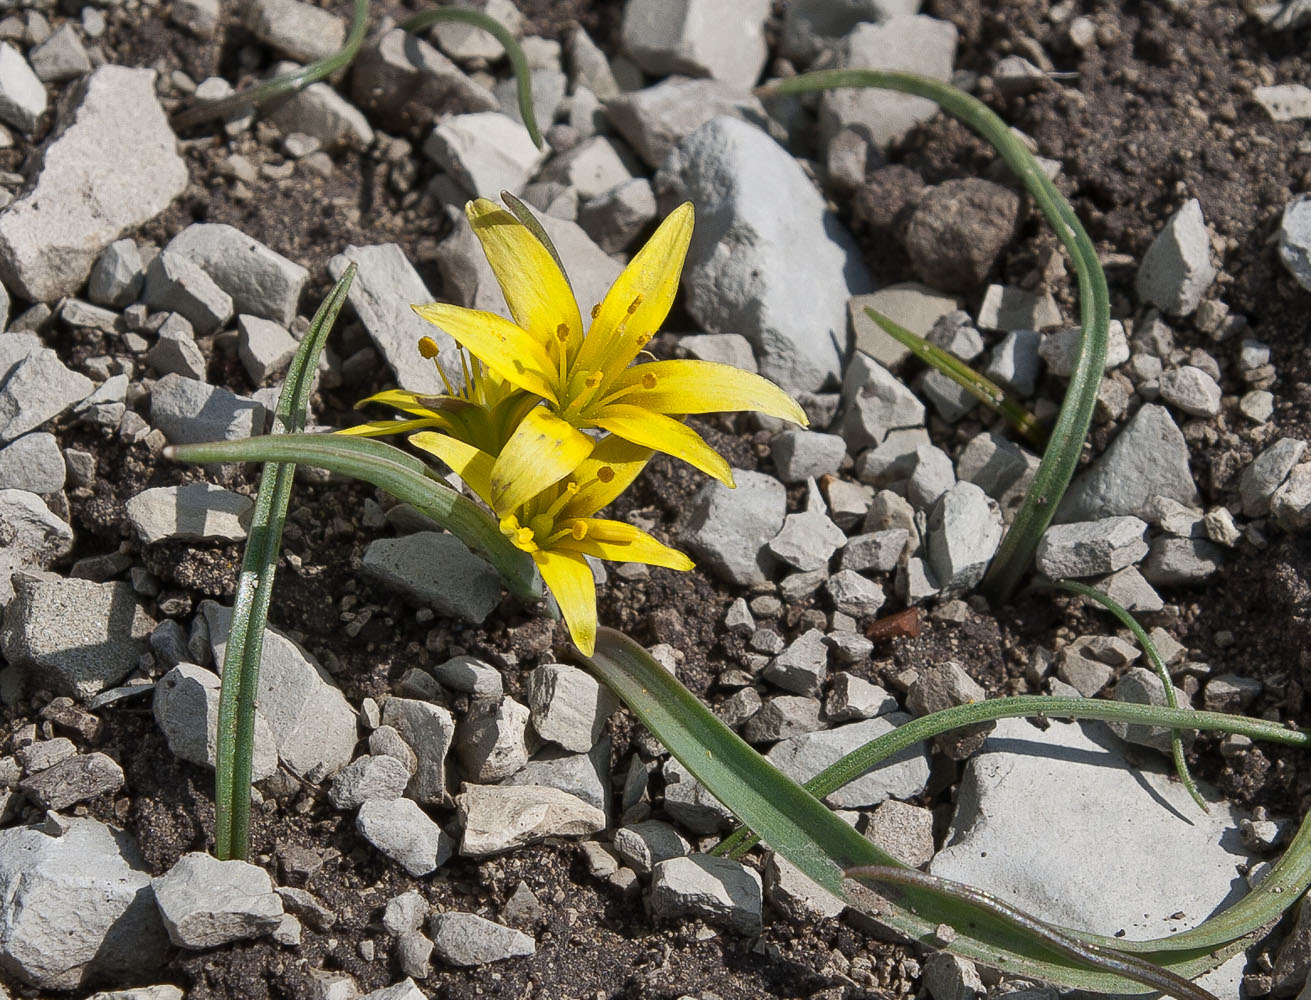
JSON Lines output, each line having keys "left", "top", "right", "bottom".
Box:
{"left": 556, "top": 323, "right": 570, "bottom": 342}
{"left": 641, "top": 372, "right": 657, "bottom": 390}
{"left": 596, "top": 466, "right": 615, "bottom": 484}
{"left": 591, "top": 303, "right": 601, "bottom": 319}
{"left": 418, "top": 336, "right": 440, "bottom": 359}
{"left": 543, "top": 481, "right": 581, "bottom": 522}
{"left": 571, "top": 521, "right": 588, "bottom": 540}
{"left": 627, "top": 293, "right": 644, "bottom": 315}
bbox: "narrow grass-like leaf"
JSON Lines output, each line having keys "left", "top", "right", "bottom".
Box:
{"left": 166, "top": 432, "right": 541, "bottom": 604}
{"left": 172, "top": 1, "right": 543, "bottom": 149}
{"left": 1055, "top": 578, "right": 1206, "bottom": 811}
{"left": 581, "top": 629, "right": 1266, "bottom": 995}
{"left": 759, "top": 71, "right": 1109, "bottom": 602}
{"left": 171, "top": 0, "right": 369, "bottom": 129}
{"left": 864, "top": 306, "right": 1046, "bottom": 448}
{"left": 399, "top": 8, "right": 543, "bottom": 147}
{"left": 207, "top": 265, "right": 354, "bottom": 859}
{"left": 710, "top": 689, "right": 1311, "bottom": 959}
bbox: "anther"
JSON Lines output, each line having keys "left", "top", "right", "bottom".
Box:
{"left": 556, "top": 323, "right": 570, "bottom": 342}
{"left": 418, "top": 336, "right": 440, "bottom": 359}
{"left": 591, "top": 303, "right": 601, "bottom": 319}
{"left": 596, "top": 466, "right": 615, "bottom": 483}
{"left": 641, "top": 372, "right": 657, "bottom": 389}
{"left": 571, "top": 521, "right": 588, "bottom": 540}
{"left": 627, "top": 293, "right": 644, "bottom": 315}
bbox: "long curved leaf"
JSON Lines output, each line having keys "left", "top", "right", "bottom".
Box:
{"left": 581, "top": 629, "right": 1264, "bottom": 996}
{"left": 760, "top": 70, "right": 1109, "bottom": 602}
{"left": 165, "top": 433, "right": 541, "bottom": 603}
{"left": 210, "top": 264, "right": 355, "bottom": 858}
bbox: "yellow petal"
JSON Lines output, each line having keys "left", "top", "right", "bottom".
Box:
{"left": 604, "top": 360, "right": 808, "bottom": 425}
{"left": 573, "top": 202, "right": 693, "bottom": 383}
{"left": 490, "top": 407, "right": 595, "bottom": 516}
{"left": 591, "top": 403, "right": 735, "bottom": 487}
{"left": 563, "top": 435, "right": 654, "bottom": 518}
{"left": 353, "top": 388, "right": 437, "bottom": 415}
{"left": 466, "top": 200, "right": 584, "bottom": 360}
{"left": 409, "top": 432, "right": 495, "bottom": 505}
{"left": 533, "top": 548, "right": 597, "bottom": 655}
{"left": 557, "top": 520, "right": 695, "bottom": 571}
{"left": 412, "top": 303, "right": 560, "bottom": 404}
{"left": 337, "top": 417, "right": 446, "bottom": 437}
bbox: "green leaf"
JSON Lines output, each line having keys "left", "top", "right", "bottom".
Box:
{"left": 760, "top": 70, "right": 1109, "bottom": 602}
{"left": 167, "top": 432, "right": 541, "bottom": 604}
{"left": 208, "top": 264, "right": 355, "bottom": 859}
{"left": 580, "top": 629, "right": 1272, "bottom": 996}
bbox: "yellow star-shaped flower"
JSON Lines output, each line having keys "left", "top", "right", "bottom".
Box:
{"left": 412, "top": 431, "right": 692, "bottom": 655}
{"left": 412, "top": 198, "right": 808, "bottom": 516}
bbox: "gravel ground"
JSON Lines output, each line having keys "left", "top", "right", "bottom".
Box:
{"left": 0, "top": 1, "right": 1309, "bottom": 999}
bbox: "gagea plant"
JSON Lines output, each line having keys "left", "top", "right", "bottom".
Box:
{"left": 166, "top": 64, "right": 1311, "bottom": 1000}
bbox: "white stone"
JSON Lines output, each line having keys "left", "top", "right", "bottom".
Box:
{"left": 0, "top": 66, "right": 186, "bottom": 301}
{"left": 1135, "top": 199, "right": 1216, "bottom": 317}
{"left": 657, "top": 115, "right": 872, "bottom": 392}
{"left": 621, "top": 0, "right": 771, "bottom": 89}
{"left": 423, "top": 111, "right": 547, "bottom": 198}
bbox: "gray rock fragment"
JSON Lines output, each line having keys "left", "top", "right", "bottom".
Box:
{"left": 657, "top": 115, "right": 872, "bottom": 392}
{"left": 0, "top": 44, "right": 44, "bottom": 131}
{"left": 1278, "top": 194, "right": 1311, "bottom": 293}
{"left": 501, "top": 742, "right": 609, "bottom": 813}
{"left": 0, "top": 432, "right": 65, "bottom": 493}
{"left": 356, "top": 798, "right": 453, "bottom": 877}
{"left": 423, "top": 111, "right": 546, "bottom": 198}
{"left": 166, "top": 224, "right": 308, "bottom": 328}
{"left": 0, "top": 349, "right": 93, "bottom": 443}
{"left": 0, "top": 66, "right": 185, "bottom": 301}
{"left": 820, "top": 17, "right": 957, "bottom": 148}
{"left": 838, "top": 352, "right": 926, "bottom": 452}
{"left": 613, "top": 820, "right": 690, "bottom": 876}
{"left": 29, "top": 24, "right": 90, "bottom": 83}
{"left": 824, "top": 570, "right": 886, "bottom": 618}
{"left": 650, "top": 855, "right": 763, "bottom": 934}
{"left": 203, "top": 602, "right": 358, "bottom": 780}
{"left": 458, "top": 697, "right": 530, "bottom": 782}
{"left": 329, "top": 754, "right": 411, "bottom": 809}
{"left": 977, "top": 285, "right": 1063, "bottom": 331}
{"left": 906, "top": 663, "right": 993, "bottom": 759}
{"left": 150, "top": 374, "right": 266, "bottom": 445}
{"left": 926, "top": 482, "right": 1002, "bottom": 592}
{"left": 1034, "top": 516, "right": 1149, "bottom": 579}
{"left": 126, "top": 483, "right": 253, "bottom": 544}
{"left": 1241, "top": 438, "right": 1305, "bottom": 517}
{"left": 1108, "top": 667, "right": 1195, "bottom": 754}
{"left": 762, "top": 628, "right": 829, "bottom": 696}
{"left": 770, "top": 430, "right": 847, "bottom": 483}
{"left": 930, "top": 718, "right": 1251, "bottom": 939}
{"left": 145, "top": 317, "right": 207, "bottom": 380}
{"left": 577, "top": 177, "right": 658, "bottom": 253}
{"left": 681, "top": 470, "right": 786, "bottom": 586}
{"left": 1158, "top": 365, "right": 1222, "bottom": 418}
{"left": 432, "top": 654, "right": 502, "bottom": 699}
{"left": 662, "top": 756, "right": 737, "bottom": 832}
{"left": 19, "top": 752, "right": 123, "bottom": 810}
{"left": 142, "top": 250, "right": 233, "bottom": 336}
{"left": 825, "top": 672, "right": 897, "bottom": 722}
{"left": 621, "top": 0, "right": 770, "bottom": 89}
{"left": 328, "top": 243, "right": 456, "bottom": 395}
{"left": 606, "top": 77, "right": 768, "bottom": 169}
{"left": 1057, "top": 405, "right": 1199, "bottom": 522}
{"left": 352, "top": 28, "right": 496, "bottom": 134}
{"left": 152, "top": 852, "right": 284, "bottom": 949}
{"left": 153, "top": 662, "right": 278, "bottom": 779}
{"left": 1, "top": 576, "right": 154, "bottom": 699}
{"left": 429, "top": 912, "right": 535, "bottom": 966}
{"left": 1135, "top": 199, "right": 1216, "bottom": 317}
{"left": 765, "top": 714, "right": 929, "bottom": 808}
{"left": 429, "top": 0, "right": 522, "bottom": 61}
{"left": 864, "top": 798, "right": 935, "bottom": 867}
{"left": 361, "top": 532, "right": 503, "bottom": 624}
{"left": 89, "top": 238, "right": 144, "bottom": 307}
{"left": 768, "top": 505, "right": 845, "bottom": 572}
{"left": 245, "top": 0, "right": 345, "bottom": 63}
{"left": 0, "top": 817, "right": 168, "bottom": 989}
{"left": 526, "top": 663, "right": 617, "bottom": 752}
{"left": 457, "top": 784, "right": 605, "bottom": 857}
{"left": 1140, "top": 536, "right": 1224, "bottom": 585}
{"left": 379, "top": 696, "right": 455, "bottom": 805}
{"left": 1272, "top": 463, "right": 1311, "bottom": 531}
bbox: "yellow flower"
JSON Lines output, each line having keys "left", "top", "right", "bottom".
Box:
{"left": 412, "top": 198, "right": 808, "bottom": 516}
{"left": 412, "top": 430, "right": 692, "bottom": 656}
{"left": 338, "top": 336, "right": 538, "bottom": 459}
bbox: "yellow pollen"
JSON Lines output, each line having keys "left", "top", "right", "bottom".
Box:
{"left": 591, "top": 303, "right": 601, "bottom": 319}
{"left": 627, "top": 294, "right": 644, "bottom": 315}
{"left": 635, "top": 331, "right": 652, "bottom": 347}
{"left": 418, "top": 336, "right": 440, "bottom": 359}
{"left": 641, "top": 372, "right": 657, "bottom": 389}
{"left": 596, "top": 466, "right": 615, "bottom": 484}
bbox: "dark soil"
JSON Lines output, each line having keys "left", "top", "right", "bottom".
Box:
{"left": 6, "top": 0, "right": 1311, "bottom": 998}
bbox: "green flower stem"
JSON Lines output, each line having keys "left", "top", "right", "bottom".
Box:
{"left": 760, "top": 70, "right": 1109, "bottom": 602}
{"left": 210, "top": 264, "right": 354, "bottom": 859}
{"left": 1056, "top": 578, "right": 1206, "bottom": 811}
